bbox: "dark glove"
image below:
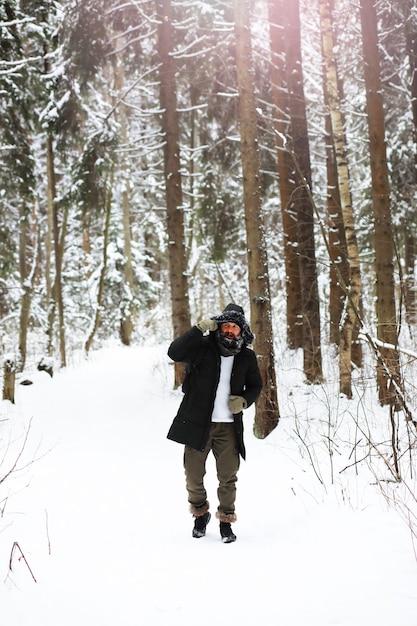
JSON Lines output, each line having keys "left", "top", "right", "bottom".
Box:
{"left": 196, "top": 319, "right": 218, "bottom": 333}
{"left": 228, "top": 395, "right": 247, "bottom": 414}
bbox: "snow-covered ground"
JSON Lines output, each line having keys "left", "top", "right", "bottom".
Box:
{"left": 1, "top": 344, "right": 417, "bottom": 625}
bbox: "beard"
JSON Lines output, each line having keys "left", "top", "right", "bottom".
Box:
{"left": 216, "top": 329, "right": 244, "bottom": 355}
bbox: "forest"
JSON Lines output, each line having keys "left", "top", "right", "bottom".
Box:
{"left": 1, "top": 0, "right": 417, "bottom": 437}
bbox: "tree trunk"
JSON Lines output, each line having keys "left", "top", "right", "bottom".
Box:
{"left": 3, "top": 357, "right": 15, "bottom": 403}
{"left": 404, "top": 234, "right": 417, "bottom": 325}
{"left": 113, "top": 51, "right": 135, "bottom": 346}
{"left": 404, "top": 18, "right": 417, "bottom": 324}
{"left": 324, "top": 109, "right": 347, "bottom": 346}
{"left": 17, "top": 204, "right": 32, "bottom": 372}
{"left": 120, "top": 184, "right": 134, "bottom": 346}
{"left": 18, "top": 283, "right": 32, "bottom": 372}
{"left": 319, "top": 0, "right": 349, "bottom": 348}
{"left": 18, "top": 193, "right": 40, "bottom": 372}
{"left": 359, "top": 0, "right": 401, "bottom": 405}
{"left": 268, "top": 0, "right": 302, "bottom": 350}
{"left": 406, "top": 7, "right": 417, "bottom": 160}
{"left": 284, "top": 0, "right": 323, "bottom": 383}
{"left": 46, "top": 136, "right": 66, "bottom": 367}
{"left": 84, "top": 177, "right": 112, "bottom": 355}
{"left": 319, "top": 0, "right": 362, "bottom": 397}
{"left": 156, "top": 0, "right": 191, "bottom": 387}
{"left": 234, "top": 0, "right": 279, "bottom": 438}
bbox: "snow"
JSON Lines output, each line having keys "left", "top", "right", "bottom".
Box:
{"left": 1, "top": 344, "right": 417, "bottom": 625}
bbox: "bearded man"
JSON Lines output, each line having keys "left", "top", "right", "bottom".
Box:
{"left": 167, "top": 303, "right": 262, "bottom": 543}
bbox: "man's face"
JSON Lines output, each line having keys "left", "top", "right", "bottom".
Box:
{"left": 220, "top": 322, "right": 241, "bottom": 339}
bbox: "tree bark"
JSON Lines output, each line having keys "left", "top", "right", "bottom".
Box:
{"left": 112, "top": 51, "right": 135, "bottom": 346}
{"left": 319, "top": 0, "right": 348, "bottom": 347}
{"left": 268, "top": 0, "right": 302, "bottom": 350}
{"left": 120, "top": 184, "right": 134, "bottom": 346}
{"left": 404, "top": 16, "right": 417, "bottom": 324}
{"left": 3, "top": 357, "right": 15, "bottom": 404}
{"left": 404, "top": 234, "right": 417, "bottom": 325}
{"left": 156, "top": 0, "right": 191, "bottom": 387}
{"left": 359, "top": 0, "right": 401, "bottom": 405}
{"left": 84, "top": 176, "right": 112, "bottom": 355}
{"left": 405, "top": 0, "right": 417, "bottom": 159}
{"left": 17, "top": 202, "right": 33, "bottom": 372}
{"left": 319, "top": 0, "right": 362, "bottom": 397}
{"left": 46, "top": 136, "right": 66, "bottom": 368}
{"left": 284, "top": 0, "right": 323, "bottom": 383}
{"left": 324, "top": 110, "right": 347, "bottom": 346}
{"left": 234, "top": 0, "right": 279, "bottom": 438}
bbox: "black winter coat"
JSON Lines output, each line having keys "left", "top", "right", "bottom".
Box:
{"left": 167, "top": 326, "right": 263, "bottom": 459}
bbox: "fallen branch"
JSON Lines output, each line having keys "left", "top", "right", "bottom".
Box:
{"left": 360, "top": 336, "right": 417, "bottom": 362}
{"left": 9, "top": 541, "right": 37, "bottom": 583}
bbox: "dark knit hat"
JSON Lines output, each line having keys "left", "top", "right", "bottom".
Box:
{"left": 211, "top": 303, "right": 254, "bottom": 346}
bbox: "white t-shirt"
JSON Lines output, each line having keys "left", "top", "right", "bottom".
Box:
{"left": 211, "top": 355, "right": 234, "bottom": 423}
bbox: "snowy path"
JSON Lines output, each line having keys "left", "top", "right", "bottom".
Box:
{"left": 1, "top": 346, "right": 417, "bottom": 625}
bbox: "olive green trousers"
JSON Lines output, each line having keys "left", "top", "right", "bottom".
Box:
{"left": 184, "top": 422, "right": 240, "bottom": 517}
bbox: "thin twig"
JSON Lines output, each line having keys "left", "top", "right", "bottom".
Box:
{"left": 45, "top": 509, "right": 51, "bottom": 555}
{"left": 9, "top": 542, "right": 37, "bottom": 583}
{"left": 0, "top": 418, "right": 33, "bottom": 486}
{"left": 292, "top": 427, "right": 324, "bottom": 486}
